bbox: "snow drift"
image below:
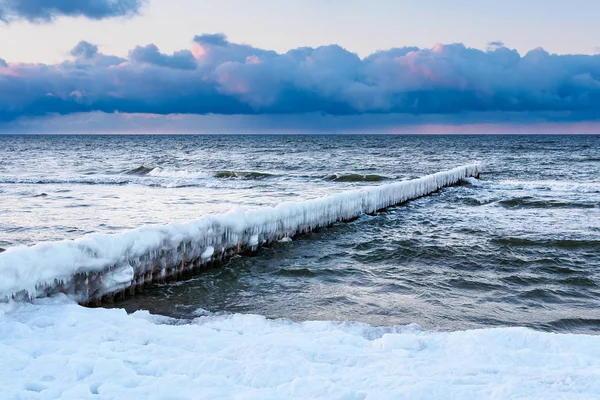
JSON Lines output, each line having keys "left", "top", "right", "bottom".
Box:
{"left": 1, "top": 298, "right": 599, "bottom": 400}
{"left": 0, "top": 164, "right": 479, "bottom": 303}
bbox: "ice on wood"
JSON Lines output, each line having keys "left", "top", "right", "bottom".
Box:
{"left": 0, "top": 164, "right": 479, "bottom": 303}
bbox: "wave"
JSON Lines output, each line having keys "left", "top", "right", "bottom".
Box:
{"left": 112, "top": 167, "right": 276, "bottom": 180}
{"left": 485, "top": 180, "right": 600, "bottom": 194}
{"left": 2, "top": 167, "right": 254, "bottom": 186}
{"left": 0, "top": 175, "right": 198, "bottom": 188}
{"left": 569, "top": 157, "right": 600, "bottom": 163}
{"left": 127, "top": 167, "right": 281, "bottom": 180}
{"left": 0, "top": 176, "right": 131, "bottom": 185}
{"left": 0, "top": 168, "right": 212, "bottom": 187}
{"left": 147, "top": 168, "right": 212, "bottom": 179}
{"left": 461, "top": 177, "right": 482, "bottom": 186}
{"left": 492, "top": 237, "right": 600, "bottom": 250}
{"left": 498, "top": 197, "right": 597, "bottom": 209}
{"left": 517, "top": 288, "right": 564, "bottom": 302}
{"left": 0, "top": 174, "right": 257, "bottom": 188}
{"left": 325, "top": 174, "right": 390, "bottom": 182}
{"left": 125, "top": 166, "right": 155, "bottom": 175}
{"left": 559, "top": 276, "right": 598, "bottom": 288}
{"left": 214, "top": 171, "right": 276, "bottom": 179}
{"left": 275, "top": 268, "right": 318, "bottom": 277}
{"left": 0, "top": 164, "right": 479, "bottom": 303}
{"left": 544, "top": 317, "right": 600, "bottom": 332}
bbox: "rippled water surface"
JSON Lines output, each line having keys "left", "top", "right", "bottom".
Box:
{"left": 1, "top": 134, "right": 599, "bottom": 333}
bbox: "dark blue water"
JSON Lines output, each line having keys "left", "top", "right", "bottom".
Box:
{"left": 0, "top": 134, "right": 598, "bottom": 333}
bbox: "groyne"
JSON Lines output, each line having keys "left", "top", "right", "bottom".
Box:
{"left": 0, "top": 164, "right": 480, "bottom": 305}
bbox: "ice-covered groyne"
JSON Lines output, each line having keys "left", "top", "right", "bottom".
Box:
{"left": 0, "top": 164, "right": 479, "bottom": 304}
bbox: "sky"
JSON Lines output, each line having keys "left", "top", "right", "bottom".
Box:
{"left": 1, "top": 0, "right": 600, "bottom": 133}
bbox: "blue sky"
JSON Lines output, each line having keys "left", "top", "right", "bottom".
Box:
{"left": 1, "top": 0, "right": 600, "bottom": 133}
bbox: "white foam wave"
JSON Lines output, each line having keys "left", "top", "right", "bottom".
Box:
{"left": 0, "top": 173, "right": 208, "bottom": 188}
{"left": 0, "top": 168, "right": 270, "bottom": 188}
{"left": 0, "top": 175, "right": 131, "bottom": 185}
{"left": 0, "top": 299, "right": 598, "bottom": 399}
{"left": 462, "top": 177, "right": 482, "bottom": 186}
{"left": 147, "top": 167, "right": 212, "bottom": 179}
{"left": 484, "top": 180, "right": 600, "bottom": 193}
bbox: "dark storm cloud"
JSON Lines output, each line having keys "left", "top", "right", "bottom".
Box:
{"left": 2, "top": 36, "right": 600, "bottom": 123}
{"left": 129, "top": 44, "right": 196, "bottom": 70}
{"left": 0, "top": 0, "right": 144, "bottom": 23}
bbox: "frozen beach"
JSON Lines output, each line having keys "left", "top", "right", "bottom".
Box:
{"left": 2, "top": 297, "right": 600, "bottom": 400}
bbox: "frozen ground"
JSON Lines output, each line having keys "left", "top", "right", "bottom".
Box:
{"left": 1, "top": 297, "right": 599, "bottom": 400}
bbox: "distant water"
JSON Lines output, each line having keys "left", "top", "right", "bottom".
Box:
{"left": 0, "top": 134, "right": 598, "bottom": 333}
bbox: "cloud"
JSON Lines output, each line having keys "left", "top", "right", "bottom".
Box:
{"left": 67, "top": 41, "right": 125, "bottom": 67}
{"left": 70, "top": 41, "right": 99, "bottom": 59}
{"left": 193, "top": 33, "right": 229, "bottom": 47}
{"left": 1, "top": 36, "right": 600, "bottom": 124}
{"left": 0, "top": 0, "right": 144, "bottom": 23}
{"left": 0, "top": 58, "right": 7, "bottom": 67}
{"left": 191, "top": 33, "right": 277, "bottom": 65}
{"left": 129, "top": 44, "right": 196, "bottom": 70}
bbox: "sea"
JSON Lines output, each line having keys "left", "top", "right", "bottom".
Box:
{"left": 1, "top": 134, "right": 599, "bottom": 334}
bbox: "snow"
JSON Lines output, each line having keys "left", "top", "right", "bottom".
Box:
{"left": 0, "top": 297, "right": 598, "bottom": 400}
{"left": 101, "top": 265, "right": 135, "bottom": 292}
{"left": 0, "top": 164, "right": 479, "bottom": 303}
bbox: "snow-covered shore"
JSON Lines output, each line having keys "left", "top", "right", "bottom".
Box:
{"left": 1, "top": 298, "right": 598, "bottom": 400}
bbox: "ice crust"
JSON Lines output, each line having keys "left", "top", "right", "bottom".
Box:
{"left": 0, "top": 164, "right": 479, "bottom": 302}
{"left": 0, "top": 298, "right": 598, "bottom": 400}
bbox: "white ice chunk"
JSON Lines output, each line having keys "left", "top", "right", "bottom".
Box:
{"left": 248, "top": 235, "right": 259, "bottom": 247}
{"left": 201, "top": 246, "right": 214, "bottom": 260}
{"left": 102, "top": 265, "right": 134, "bottom": 291}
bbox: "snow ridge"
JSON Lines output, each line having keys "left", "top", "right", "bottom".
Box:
{"left": 0, "top": 164, "right": 479, "bottom": 303}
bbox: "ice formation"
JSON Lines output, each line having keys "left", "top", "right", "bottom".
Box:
{"left": 0, "top": 164, "right": 479, "bottom": 303}
{"left": 1, "top": 298, "right": 599, "bottom": 399}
